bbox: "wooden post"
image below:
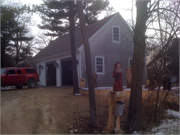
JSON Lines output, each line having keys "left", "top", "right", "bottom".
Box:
{"left": 107, "top": 92, "right": 116, "bottom": 132}
{"left": 114, "top": 116, "right": 121, "bottom": 133}
{"left": 107, "top": 91, "right": 126, "bottom": 133}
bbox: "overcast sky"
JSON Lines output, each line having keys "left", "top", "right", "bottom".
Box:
{"left": 5, "top": 0, "right": 136, "bottom": 36}
{"left": 20, "top": 0, "right": 136, "bottom": 21}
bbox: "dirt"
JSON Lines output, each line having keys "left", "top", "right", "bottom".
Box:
{"left": 1, "top": 86, "right": 179, "bottom": 134}
{"left": 1, "top": 86, "right": 89, "bottom": 134}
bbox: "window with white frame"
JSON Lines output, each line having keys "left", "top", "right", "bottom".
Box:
{"left": 112, "top": 26, "right": 120, "bottom": 42}
{"left": 95, "top": 56, "right": 105, "bottom": 74}
{"left": 128, "top": 58, "right": 132, "bottom": 68}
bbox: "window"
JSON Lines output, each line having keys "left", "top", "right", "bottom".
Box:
{"left": 1, "top": 68, "right": 7, "bottom": 74}
{"left": 112, "top": 26, "right": 120, "bottom": 42}
{"left": 26, "top": 69, "right": 36, "bottom": 73}
{"left": 129, "top": 58, "right": 132, "bottom": 68}
{"left": 16, "top": 69, "right": 21, "bottom": 74}
{"left": 95, "top": 56, "right": 105, "bottom": 74}
{"left": 7, "top": 69, "right": 16, "bottom": 74}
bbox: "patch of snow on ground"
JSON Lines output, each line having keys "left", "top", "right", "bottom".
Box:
{"left": 146, "top": 110, "right": 180, "bottom": 134}
{"left": 154, "top": 132, "right": 164, "bottom": 135}
{"left": 1, "top": 85, "right": 42, "bottom": 90}
{"left": 171, "top": 87, "right": 179, "bottom": 90}
{"left": 166, "top": 109, "right": 180, "bottom": 119}
{"left": 82, "top": 86, "right": 150, "bottom": 91}
{"left": 149, "top": 119, "right": 179, "bottom": 134}
{"left": 1, "top": 86, "right": 16, "bottom": 90}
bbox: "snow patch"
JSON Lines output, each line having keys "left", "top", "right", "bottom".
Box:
{"left": 75, "top": 93, "right": 81, "bottom": 96}
{"left": 155, "top": 132, "right": 164, "bottom": 135}
{"left": 166, "top": 109, "right": 180, "bottom": 119}
{"left": 171, "top": 87, "right": 179, "bottom": 90}
{"left": 132, "top": 131, "right": 142, "bottom": 134}
{"left": 81, "top": 86, "right": 150, "bottom": 91}
{"left": 147, "top": 110, "right": 180, "bottom": 134}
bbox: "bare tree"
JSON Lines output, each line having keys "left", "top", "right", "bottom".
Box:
{"left": 77, "top": 1, "right": 97, "bottom": 127}
{"left": 127, "top": 0, "right": 150, "bottom": 132}
{"left": 69, "top": 1, "right": 80, "bottom": 94}
{"left": 126, "top": 0, "right": 179, "bottom": 132}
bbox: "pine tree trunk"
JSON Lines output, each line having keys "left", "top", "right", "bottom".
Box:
{"left": 77, "top": 1, "right": 97, "bottom": 127}
{"left": 127, "top": 0, "right": 150, "bottom": 132}
{"left": 69, "top": 1, "right": 80, "bottom": 94}
{"left": 1, "top": 44, "right": 5, "bottom": 67}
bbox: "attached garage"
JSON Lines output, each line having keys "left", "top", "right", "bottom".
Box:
{"left": 46, "top": 61, "right": 57, "bottom": 86}
{"left": 61, "top": 58, "right": 73, "bottom": 86}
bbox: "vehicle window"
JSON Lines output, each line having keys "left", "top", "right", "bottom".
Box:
{"left": 16, "top": 69, "right": 21, "bottom": 74}
{"left": 26, "top": 69, "right": 36, "bottom": 73}
{"left": 7, "top": 69, "right": 16, "bottom": 74}
{"left": 1, "top": 68, "right": 7, "bottom": 74}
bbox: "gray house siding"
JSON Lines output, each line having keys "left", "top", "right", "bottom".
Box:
{"left": 81, "top": 16, "right": 135, "bottom": 87}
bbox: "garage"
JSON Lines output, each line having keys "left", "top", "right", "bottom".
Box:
{"left": 61, "top": 58, "right": 73, "bottom": 86}
{"left": 46, "top": 61, "right": 56, "bottom": 86}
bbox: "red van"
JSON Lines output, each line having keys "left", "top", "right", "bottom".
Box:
{"left": 1, "top": 67, "right": 40, "bottom": 89}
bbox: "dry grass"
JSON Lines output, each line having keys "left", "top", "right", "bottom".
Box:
{"left": 73, "top": 89, "right": 179, "bottom": 134}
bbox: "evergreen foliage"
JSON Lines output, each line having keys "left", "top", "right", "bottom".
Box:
{"left": 36, "top": 0, "right": 113, "bottom": 37}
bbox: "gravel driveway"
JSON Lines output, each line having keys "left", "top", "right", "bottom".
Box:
{"left": 1, "top": 86, "right": 89, "bottom": 134}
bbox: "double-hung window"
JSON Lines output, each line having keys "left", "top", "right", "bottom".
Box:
{"left": 128, "top": 58, "right": 132, "bottom": 68}
{"left": 95, "top": 56, "right": 105, "bottom": 74}
{"left": 112, "top": 26, "right": 121, "bottom": 42}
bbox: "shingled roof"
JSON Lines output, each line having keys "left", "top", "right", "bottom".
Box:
{"left": 31, "top": 13, "right": 118, "bottom": 61}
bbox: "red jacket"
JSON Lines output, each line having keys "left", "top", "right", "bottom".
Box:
{"left": 113, "top": 70, "right": 123, "bottom": 91}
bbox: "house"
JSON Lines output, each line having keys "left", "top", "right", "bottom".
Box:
{"left": 30, "top": 12, "right": 147, "bottom": 87}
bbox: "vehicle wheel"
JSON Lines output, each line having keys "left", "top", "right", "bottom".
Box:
{"left": 28, "top": 79, "right": 36, "bottom": 88}
{"left": 15, "top": 85, "right": 23, "bottom": 89}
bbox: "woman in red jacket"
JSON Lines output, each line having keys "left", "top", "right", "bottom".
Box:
{"left": 113, "top": 62, "right": 123, "bottom": 91}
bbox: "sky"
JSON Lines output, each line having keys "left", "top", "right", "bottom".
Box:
{"left": 21, "top": 0, "right": 136, "bottom": 35}
{"left": 4, "top": 0, "right": 136, "bottom": 39}
{"left": 20, "top": 0, "right": 136, "bottom": 22}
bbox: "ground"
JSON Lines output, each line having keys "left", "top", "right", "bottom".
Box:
{"left": 1, "top": 86, "right": 89, "bottom": 134}
{"left": 1, "top": 86, "right": 179, "bottom": 134}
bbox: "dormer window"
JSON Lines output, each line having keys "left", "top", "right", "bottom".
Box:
{"left": 112, "top": 26, "right": 121, "bottom": 42}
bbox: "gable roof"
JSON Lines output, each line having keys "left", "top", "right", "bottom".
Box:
{"left": 31, "top": 13, "right": 125, "bottom": 61}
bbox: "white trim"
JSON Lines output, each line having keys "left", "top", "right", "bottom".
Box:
{"left": 112, "top": 25, "right": 121, "bottom": 43}
{"left": 32, "top": 13, "right": 133, "bottom": 63}
{"left": 78, "top": 51, "right": 82, "bottom": 79}
{"left": 77, "top": 13, "right": 116, "bottom": 51}
{"left": 56, "top": 59, "right": 61, "bottom": 87}
{"left": 95, "top": 56, "right": 105, "bottom": 75}
{"left": 128, "top": 58, "right": 132, "bottom": 68}
{"left": 78, "top": 45, "right": 84, "bottom": 52}
{"left": 89, "top": 17, "right": 115, "bottom": 42}
{"left": 116, "top": 13, "right": 134, "bottom": 36}
{"left": 30, "top": 51, "right": 71, "bottom": 62}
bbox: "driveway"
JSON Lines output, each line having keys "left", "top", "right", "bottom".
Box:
{"left": 1, "top": 86, "right": 89, "bottom": 134}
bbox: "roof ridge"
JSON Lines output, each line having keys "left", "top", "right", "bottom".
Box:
{"left": 55, "top": 12, "right": 118, "bottom": 40}
{"left": 31, "top": 12, "right": 118, "bottom": 61}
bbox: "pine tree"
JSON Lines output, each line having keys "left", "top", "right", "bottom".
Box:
{"left": 36, "top": 0, "right": 112, "bottom": 37}
{"left": 1, "top": 5, "right": 34, "bottom": 67}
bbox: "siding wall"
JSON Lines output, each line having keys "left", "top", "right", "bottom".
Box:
{"left": 81, "top": 16, "right": 135, "bottom": 87}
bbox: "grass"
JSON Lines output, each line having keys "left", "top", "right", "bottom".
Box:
{"left": 72, "top": 88, "right": 179, "bottom": 134}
